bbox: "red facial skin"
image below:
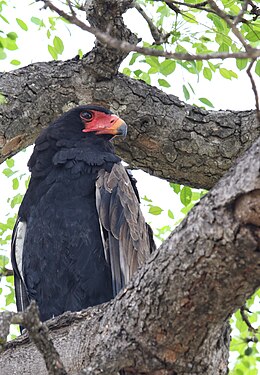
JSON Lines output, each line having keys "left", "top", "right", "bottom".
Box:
{"left": 81, "top": 110, "right": 127, "bottom": 136}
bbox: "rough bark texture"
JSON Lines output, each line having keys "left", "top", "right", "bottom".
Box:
{"left": 1, "top": 137, "right": 259, "bottom": 375}
{"left": 0, "top": 63, "right": 259, "bottom": 189}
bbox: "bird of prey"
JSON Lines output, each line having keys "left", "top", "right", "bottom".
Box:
{"left": 11, "top": 104, "right": 154, "bottom": 322}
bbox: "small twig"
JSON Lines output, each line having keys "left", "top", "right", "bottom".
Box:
{"left": 37, "top": 0, "right": 260, "bottom": 61}
{"left": 0, "top": 268, "right": 13, "bottom": 277}
{"left": 67, "top": 0, "right": 76, "bottom": 17}
{"left": 248, "top": 0, "right": 260, "bottom": 21}
{"left": 246, "top": 59, "right": 260, "bottom": 123}
{"left": 234, "top": 0, "right": 249, "bottom": 25}
{"left": 134, "top": 2, "right": 171, "bottom": 44}
{"left": 0, "top": 301, "right": 67, "bottom": 375}
{"left": 240, "top": 304, "right": 258, "bottom": 333}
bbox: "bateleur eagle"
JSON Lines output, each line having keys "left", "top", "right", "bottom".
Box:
{"left": 11, "top": 105, "right": 155, "bottom": 322}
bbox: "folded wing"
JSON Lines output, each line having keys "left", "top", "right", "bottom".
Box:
{"left": 96, "top": 163, "right": 154, "bottom": 296}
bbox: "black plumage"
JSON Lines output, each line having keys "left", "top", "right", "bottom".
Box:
{"left": 11, "top": 105, "right": 154, "bottom": 322}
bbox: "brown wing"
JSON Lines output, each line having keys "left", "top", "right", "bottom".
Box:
{"left": 96, "top": 163, "right": 154, "bottom": 296}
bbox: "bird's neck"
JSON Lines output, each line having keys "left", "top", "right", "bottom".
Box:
{"left": 53, "top": 136, "right": 121, "bottom": 168}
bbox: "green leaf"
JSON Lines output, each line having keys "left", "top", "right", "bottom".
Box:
{"left": 0, "top": 48, "right": 7, "bottom": 60}
{"left": 48, "top": 45, "right": 58, "bottom": 60}
{"left": 195, "top": 61, "right": 202, "bottom": 73}
{"left": 16, "top": 18, "right": 28, "bottom": 31}
{"left": 149, "top": 205, "right": 163, "bottom": 215}
{"left": 208, "top": 61, "right": 216, "bottom": 72}
{"left": 10, "top": 59, "right": 21, "bottom": 66}
{"left": 203, "top": 67, "right": 212, "bottom": 80}
{"left": 182, "top": 12, "right": 198, "bottom": 24}
{"left": 47, "top": 29, "right": 51, "bottom": 39}
{"left": 12, "top": 178, "right": 19, "bottom": 190}
{"left": 158, "top": 78, "right": 170, "bottom": 88}
{"left": 199, "top": 97, "right": 214, "bottom": 108}
{"left": 5, "top": 288, "right": 15, "bottom": 306}
{"left": 188, "top": 83, "right": 195, "bottom": 94}
{"left": 218, "top": 43, "right": 229, "bottom": 53}
{"left": 129, "top": 53, "right": 140, "bottom": 66}
{"left": 0, "top": 14, "right": 9, "bottom": 24}
{"left": 0, "top": 255, "right": 9, "bottom": 268}
{"left": 139, "top": 72, "right": 151, "bottom": 85}
{"left": 208, "top": 13, "right": 225, "bottom": 32}
{"left": 148, "top": 67, "right": 158, "bottom": 74}
{"left": 0, "top": 93, "right": 7, "bottom": 104}
{"left": 168, "top": 209, "right": 174, "bottom": 219}
{"left": 134, "top": 69, "right": 142, "bottom": 77}
{"left": 6, "top": 158, "right": 14, "bottom": 168}
{"left": 2, "top": 168, "right": 16, "bottom": 177}
{"left": 219, "top": 68, "right": 238, "bottom": 79}
{"left": 7, "top": 32, "right": 17, "bottom": 40}
{"left": 236, "top": 58, "right": 248, "bottom": 71}
{"left": 31, "top": 17, "right": 45, "bottom": 27}
{"left": 122, "top": 67, "right": 131, "bottom": 76}
{"left": 3, "top": 37, "right": 18, "bottom": 51}
{"left": 145, "top": 56, "right": 160, "bottom": 69}
{"left": 159, "top": 59, "right": 176, "bottom": 76}
{"left": 182, "top": 85, "right": 190, "bottom": 100}
{"left": 142, "top": 195, "right": 152, "bottom": 203}
{"left": 170, "top": 183, "right": 180, "bottom": 194}
{"left": 246, "top": 31, "right": 260, "bottom": 43}
{"left": 255, "top": 60, "right": 260, "bottom": 77}
{"left": 219, "top": 68, "right": 232, "bottom": 80}
{"left": 53, "top": 36, "right": 64, "bottom": 54}
{"left": 49, "top": 17, "right": 56, "bottom": 27}
{"left": 180, "top": 186, "right": 192, "bottom": 206}
{"left": 10, "top": 193, "right": 23, "bottom": 208}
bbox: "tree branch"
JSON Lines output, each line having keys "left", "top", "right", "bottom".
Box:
{"left": 0, "top": 302, "right": 67, "bottom": 375}
{"left": 0, "top": 61, "right": 259, "bottom": 189}
{"left": 1, "top": 137, "right": 259, "bottom": 374}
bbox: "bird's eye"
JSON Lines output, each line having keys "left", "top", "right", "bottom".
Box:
{"left": 80, "top": 111, "right": 93, "bottom": 121}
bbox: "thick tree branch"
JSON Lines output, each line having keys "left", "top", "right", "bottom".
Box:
{"left": 0, "top": 60, "right": 259, "bottom": 189}
{"left": 1, "top": 136, "right": 259, "bottom": 375}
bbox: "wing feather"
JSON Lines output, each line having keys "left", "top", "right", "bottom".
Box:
{"left": 96, "top": 163, "right": 154, "bottom": 296}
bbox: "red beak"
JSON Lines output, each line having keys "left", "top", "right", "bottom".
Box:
{"left": 82, "top": 114, "right": 127, "bottom": 137}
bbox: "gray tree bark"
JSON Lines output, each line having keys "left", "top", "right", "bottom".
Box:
{"left": 0, "top": 137, "right": 259, "bottom": 375}
{"left": 0, "top": 63, "right": 259, "bottom": 189}
{"left": 0, "top": 0, "right": 259, "bottom": 374}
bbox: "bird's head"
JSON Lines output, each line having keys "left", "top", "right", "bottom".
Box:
{"left": 55, "top": 105, "right": 127, "bottom": 140}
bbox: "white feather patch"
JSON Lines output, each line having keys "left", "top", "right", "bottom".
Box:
{"left": 15, "top": 221, "right": 27, "bottom": 282}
